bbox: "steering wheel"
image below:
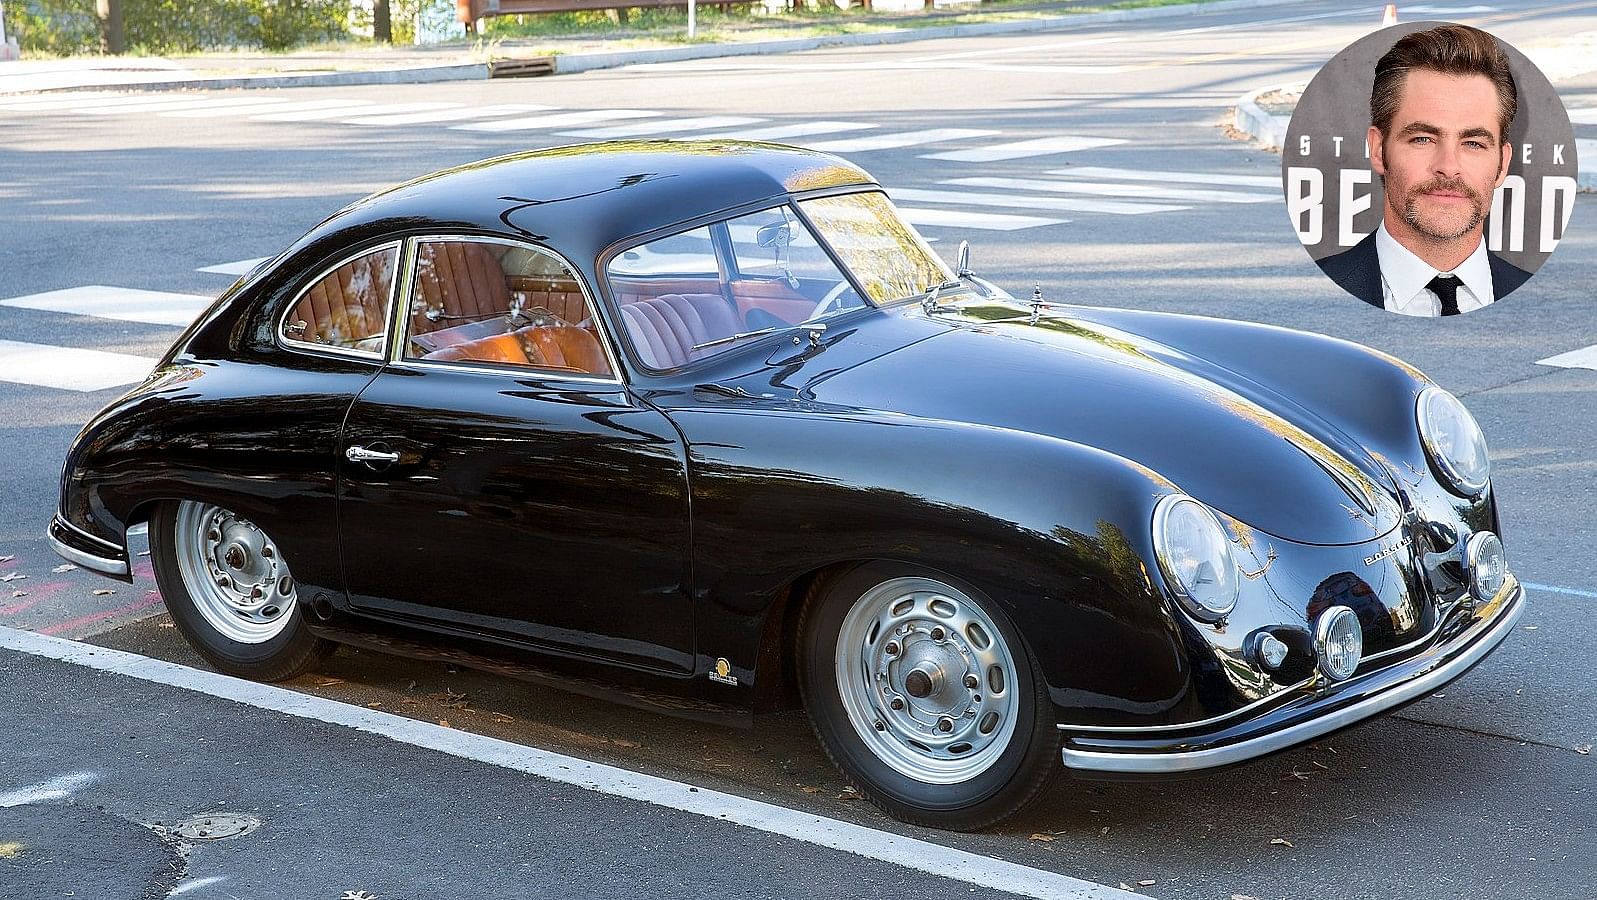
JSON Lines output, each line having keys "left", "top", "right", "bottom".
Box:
{"left": 812, "top": 279, "right": 860, "bottom": 320}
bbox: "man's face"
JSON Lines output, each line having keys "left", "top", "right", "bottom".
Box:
{"left": 1369, "top": 69, "right": 1513, "bottom": 244}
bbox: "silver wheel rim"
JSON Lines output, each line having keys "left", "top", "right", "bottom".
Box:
{"left": 172, "top": 501, "right": 297, "bottom": 644}
{"left": 834, "top": 576, "right": 1020, "bottom": 785}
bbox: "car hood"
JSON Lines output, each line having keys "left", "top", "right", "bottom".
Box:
{"left": 804, "top": 303, "right": 1404, "bottom": 546}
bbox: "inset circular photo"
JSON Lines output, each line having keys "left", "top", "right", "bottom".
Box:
{"left": 1283, "top": 22, "right": 1577, "bottom": 316}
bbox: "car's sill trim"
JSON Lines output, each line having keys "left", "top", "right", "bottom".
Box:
{"left": 1060, "top": 581, "right": 1523, "bottom": 773}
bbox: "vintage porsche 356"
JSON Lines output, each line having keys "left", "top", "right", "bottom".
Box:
{"left": 50, "top": 142, "right": 1522, "bottom": 829}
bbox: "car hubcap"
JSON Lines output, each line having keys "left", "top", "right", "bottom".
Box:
{"left": 173, "top": 501, "right": 296, "bottom": 644}
{"left": 835, "top": 576, "right": 1019, "bottom": 784}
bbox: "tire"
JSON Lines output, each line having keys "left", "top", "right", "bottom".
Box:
{"left": 149, "top": 500, "right": 332, "bottom": 681}
{"left": 797, "top": 561, "right": 1060, "bottom": 830}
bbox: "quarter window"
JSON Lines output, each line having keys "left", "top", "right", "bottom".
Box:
{"left": 282, "top": 244, "right": 397, "bottom": 356}
{"left": 404, "top": 239, "right": 612, "bottom": 378}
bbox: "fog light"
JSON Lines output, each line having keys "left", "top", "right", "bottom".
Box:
{"left": 1465, "top": 531, "right": 1506, "bottom": 605}
{"left": 1314, "top": 606, "right": 1362, "bottom": 682}
{"left": 1256, "top": 634, "right": 1289, "bottom": 670}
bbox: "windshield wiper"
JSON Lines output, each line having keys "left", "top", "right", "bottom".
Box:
{"left": 691, "top": 326, "right": 781, "bottom": 351}
{"left": 919, "top": 278, "right": 963, "bottom": 313}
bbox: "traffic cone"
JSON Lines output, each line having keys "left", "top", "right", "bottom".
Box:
{"left": 1382, "top": 4, "right": 1397, "bottom": 26}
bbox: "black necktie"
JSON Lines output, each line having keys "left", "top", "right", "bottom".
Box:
{"left": 1427, "top": 274, "right": 1462, "bottom": 317}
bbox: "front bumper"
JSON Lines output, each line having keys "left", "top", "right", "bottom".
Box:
{"left": 1060, "top": 574, "right": 1525, "bottom": 774}
{"left": 47, "top": 514, "right": 130, "bottom": 578}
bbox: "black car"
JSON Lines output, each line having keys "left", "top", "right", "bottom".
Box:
{"left": 50, "top": 141, "right": 1523, "bottom": 830}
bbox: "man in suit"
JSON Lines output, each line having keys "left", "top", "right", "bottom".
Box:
{"left": 1317, "top": 24, "right": 1531, "bottom": 316}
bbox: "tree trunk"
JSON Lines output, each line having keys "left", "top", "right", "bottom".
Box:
{"left": 96, "top": 0, "right": 124, "bottom": 54}
{"left": 374, "top": 0, "right": 393, "bottom": 43}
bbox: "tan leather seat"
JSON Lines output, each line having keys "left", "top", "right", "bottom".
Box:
{"left": 289, "top": 247, "right": 396, "bottom": 349}
{"left": 618, "top": 293, "right": 741, "bottom": 369}
{"left": 411, "top": 242, "right": 514, "bottom": 336}
{"left": 422, "top": 325, "right": 610, "bottom": 376}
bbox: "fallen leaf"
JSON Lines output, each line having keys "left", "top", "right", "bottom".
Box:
{"left": 51, "top": 564, "right": 77, "bottom": 573}
{"left": 611, "top": 738, "right": 641, "bottom": 749}
{"left": 837, "top": 786, "right": 862, "bottom": 801}
{"left": 406, "top": 680, "right": 418, "bottom": 691}
{"left": 800, "top": 786, "right": 821, "bottom": 794}
{"left": 1232, "top": 894, "right": 1262, "bottom": 900}
{"left": 10, "top": 590, "right": 26, "bottom": 598}
{"left": 317, "top": 678, "right": 346, "bottom": 686}
{"left": 1576, "top": 745, "right": 1592, "bottom": 755}
{"left": 366, "top": 702, "right": 383, "bottom": 708}
{"left": 0, "top": 842, "right": 22, "bottom": 859}
{"left": 490, "top": 713, "right": 515, "bottom": 723}
{"left": 399, "top": 698, "right": 420, "bottom": 705}
{"left": 1138, "top": 880, "right": 1156, "bottom": 887}
{"left": 92, "top": 589, "right": 115, "bottom": 596}
{"left": 1, "top": 573, "right": 27, "bottom": 582}
{"left": 1028, "top": 833, "right": 1055, "bottom": 842}
{"left": 0, "top": 556, "right": 12, "bottom": 563}
{"left": 1312, "top": 761, "right": 1330, "bottom": 770}
{"left": 1271, "top": 838, "right": 1294, "bottom": 848}
{"left": 1524, "top": 625, "right": 1539, "bottom": 631}
{"left": 1119, "top": 884, "right": 1133, "bottom": 891}
{"left": 438, "top": 719, "right": 451, "bottom": 728}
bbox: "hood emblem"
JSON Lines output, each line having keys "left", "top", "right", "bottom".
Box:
{"left": 1364, "top": 536, "right": 1412, "bottom": 567}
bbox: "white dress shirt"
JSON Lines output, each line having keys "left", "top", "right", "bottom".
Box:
{"left": 1376, "top": 224, "right": 1494, "bottom": 316}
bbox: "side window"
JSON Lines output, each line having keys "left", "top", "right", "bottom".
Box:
{"left": 282, "top": 244, "right": 397, "bottom": 356}
{"left": 404, "top": 239, "right": 612, "bottom": 378}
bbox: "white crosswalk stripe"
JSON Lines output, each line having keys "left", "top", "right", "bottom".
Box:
{"left": 0, "top": 93, "right": 209, "bottom": 112}
{"left": 0, "top": 286, "right": 214, "bottom": 328}
{"left": 0, "top": 340, "right": 157, "bottom": 392}
{"left": 921, "top": 136, "right": 1126, "bottom": 162}
{"left": 1047, "top": 166, "right": 1281, "bottom": 189}
{"left": 896, "top": 207, "right": 1066, "bottom": 231}
{"left": 806, "top": 128, "right": 999, "bottom": 153}
{"left": 888, "top": 186, "right": 1186, "bottom": 216}
{"left": 197, "top": 258, "right": 270, "bottom": 276}
{"left": 946, "top": 176, "right": 1279, "bottom": 204}
{"left": 74, "top": 96, "right": 302, "bottom": 115}
{"left": 705, "top": 121, "right": 877, "bottom": 141}
{"left": 250, "top": 102, "right": 406, "bottom": 122}
{"left": 1536, "top": 344, "right": 1597, "bottom": 370}
{"left": 166, "top": 99, "right": 425, "bottom": 119}
{"left": 453, "top": 109, "right": 662, "bottom": 133}
{"left": 340, "top": 104, "right": 556, "bottom": 126}
{"left": 559, "top": 115, "right": 766, "bottom": 139}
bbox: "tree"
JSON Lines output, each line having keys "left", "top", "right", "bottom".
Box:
{"left": 374, "top": 0, "right": 392, "bottom": 42}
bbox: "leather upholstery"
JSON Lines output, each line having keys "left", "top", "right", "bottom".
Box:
{"left": 618, "top": 293, "right": 741, "bottom": 370}
{"left": 411, "top": 242, "right": 514, "bottom": 335}
{"left": 289, "top": 246, "right": 396, "bottom": 349}
{"left": 507, "top": 276, "right": 588, "bottom": 325}
{"left": 423, "top": 325, "right": 609, "bottom": 376}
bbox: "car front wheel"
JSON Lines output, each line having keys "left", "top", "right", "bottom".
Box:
{"left": 150, "top": 500, "right": 331, "bottom": 681}
{"left": 799, "top": 562, "right": 1060, "bottom": 830}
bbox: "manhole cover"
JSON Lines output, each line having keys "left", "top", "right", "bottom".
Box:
{"left": 169, "top": 813, "right": 260, "bottom": 841}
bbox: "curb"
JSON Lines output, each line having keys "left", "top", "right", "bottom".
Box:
{"left": 1231, "top": 83, "right": 1292, "bottom": 150}
{"left": 2, "top": 0, "right": 1311, "bottom": 94}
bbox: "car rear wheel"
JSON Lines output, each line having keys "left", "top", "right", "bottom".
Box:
{"left": 798, "top": 562, "right": 1060, "bottom": 830}
{"left": 150, "top": 500, "right": 331, "bottom": 681}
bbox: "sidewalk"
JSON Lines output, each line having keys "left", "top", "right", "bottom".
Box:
{"left": 0, "top": 0, "right": 1308, "bottom": 95}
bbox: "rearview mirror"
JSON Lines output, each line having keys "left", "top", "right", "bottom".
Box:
{"left": 756, "top": 222, "right": 791, "bottom": 249}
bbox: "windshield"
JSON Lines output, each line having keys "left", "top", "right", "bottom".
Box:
{"left": 798, "top": 191, "right": 955, "bottom": 305}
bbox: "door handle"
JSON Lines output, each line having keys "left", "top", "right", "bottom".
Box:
{"left": 345, "top": 444, "right": 400, "bottom": 465}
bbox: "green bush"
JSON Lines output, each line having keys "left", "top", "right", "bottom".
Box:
{"left": 3, "top": 0, "right": 354, "bottom": 54}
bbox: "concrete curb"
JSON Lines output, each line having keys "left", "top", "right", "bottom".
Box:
{"left": 1231, "top": 83, "right": 1292, "bottom": 150}
{"left": 1, "top": 0, "right": 1311, "bottom": 94}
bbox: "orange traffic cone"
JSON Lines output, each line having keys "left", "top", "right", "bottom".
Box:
{"left": 1382, "top": 4, "right": 1397, "bottom": 26}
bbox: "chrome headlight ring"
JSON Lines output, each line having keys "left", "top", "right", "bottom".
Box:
{"left": 1417, "top": 386, "right": 1490, "bottom": 496}
{"left": 1152, "top": 494, "right": 1240, "bottom": 622}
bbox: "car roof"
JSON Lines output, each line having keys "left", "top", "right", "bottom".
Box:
{"left": 300, "top": 140, "right": 878, "bottom": 266}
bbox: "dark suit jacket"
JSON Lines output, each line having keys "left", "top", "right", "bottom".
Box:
{"left": 1316, "top": 231, "right": 1532, "bottom": 310}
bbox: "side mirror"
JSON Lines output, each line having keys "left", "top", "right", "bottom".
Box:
{"left": 956, "top": 240, "right": 973, "bottom": 277}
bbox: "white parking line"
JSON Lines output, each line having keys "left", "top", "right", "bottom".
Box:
{"left": 946, "top": 176, "right": 1279, "bottom": 204}
{"left": 452, "top": 109, "right": 662, "bottom": 133}
{"left": 806, "top": 128, "right": 999, "bottom": 153}
{"left": 1522, "top": 582, "right": 1597, "bottom": 599}
{"left": 896, "top": 207, "right": 1066, "bottom": 231}
{"left": 922, "top": 136, "right": 1126, "bottom": 162}
{"left": 0, "top": 285, "right": 213, "bottom": 327}
{"left": 0, "top": 771, "right": 102, "bottom": 808}
{"left": 0, "top": 340, "right": 157, "bottom": 392}
{"left": 1536, "top": 344, "right": 1597, "bottom": 371}
{"left": 559, "top": 115, "right": 766, "bottom": 139}
{"left": 0, "top": 624, "right": 1138, "bottom": 900}
{"left": 1048, "top": 166, "right": 1281, "bottom": 189}
{"left": 889, "top": 186, "right": 1186, "bottom": 216}
{"left": 707, "top": 121, "right": 877, "bottom": 141}
{"left": 340, "top": 104, "right": 555, "bottom": 126}
{"left": 197, "top": 257, "right": 270, "bottom": 276}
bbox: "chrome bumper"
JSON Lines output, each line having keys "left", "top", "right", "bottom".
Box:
{"left": 1061, "top": 576, "right": 1525, "bottom": 774}
{"left": 47, "top": 514, "right": 130, "bottom": 577}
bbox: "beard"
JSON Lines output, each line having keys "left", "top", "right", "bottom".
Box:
{"left": 1400, "top": 175, "right": 1487, "bottom": 241}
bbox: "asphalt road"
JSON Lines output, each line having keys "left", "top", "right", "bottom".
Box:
{"left": 2, "top": 2, "right": 1595, "bottom": 898}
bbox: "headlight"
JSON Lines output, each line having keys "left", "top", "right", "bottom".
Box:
{"left": 1153, "top": 494, "right": 1238, "bottom": 621}
{"left": 1465, "top": 531, "right": 1507, "bottom": 604}
{"left": 1417, "top": 386, "right": 1490, "bottom": 495}
{"left": 1314, "top": 606, "right": 1363, "bottom": 681}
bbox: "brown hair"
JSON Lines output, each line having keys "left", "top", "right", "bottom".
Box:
{"left": 1370, "top": 24, "right": 1517, "bottom": 140}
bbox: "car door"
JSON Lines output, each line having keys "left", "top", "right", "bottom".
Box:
{"left": 336, "top": 236, "right": 695, "bottom": 675}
